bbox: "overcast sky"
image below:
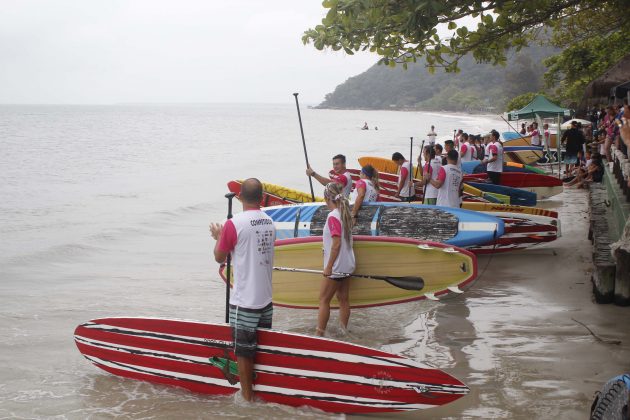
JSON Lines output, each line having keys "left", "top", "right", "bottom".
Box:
{"left": 0, "top": 1, "right": 383, "bottom": 105}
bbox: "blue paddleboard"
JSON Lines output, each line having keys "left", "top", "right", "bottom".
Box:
{"left": 465, "top": 182, "right": 537, "bottom": 207}
{"left": 263, "top": 202, "right": 504, "bottom": 248}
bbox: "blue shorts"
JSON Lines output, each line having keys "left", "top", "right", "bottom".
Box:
{"left": 229, "top": 302, "right": 273, "bottom": 358}
{"left": 564, "top": 154, "right": 578, "bottom": 164}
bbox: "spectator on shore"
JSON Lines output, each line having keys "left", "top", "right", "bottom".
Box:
{"left": 543, "top": 123, "right": 551, "bottom": 148}
{"left": 603, "top": 106, "right": 617, "bottom": 161}
{"left": 561, "top": 120, "right": 586, "bottom": 174}
{"left": 565, "top": 153, "right": 604, "bottom": 188}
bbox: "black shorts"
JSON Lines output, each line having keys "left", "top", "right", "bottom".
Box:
{"left": 229, "top": 302, "right": 273, "bottom": 358}
{"left": 487, "top": 171, "right": 501, "bottom": 184}
{"left": 399, "top": 196, "right": 415, "bottom": 202}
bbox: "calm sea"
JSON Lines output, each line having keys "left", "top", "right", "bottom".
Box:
{"left": 1, "top": 104, "right": 505, "bottom": 418}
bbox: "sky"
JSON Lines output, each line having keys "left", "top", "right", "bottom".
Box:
{"left": 0, "top": 1, "right": 381, "bottom": 105}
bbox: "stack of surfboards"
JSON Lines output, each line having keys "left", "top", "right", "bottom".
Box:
{"left": 463, "top": 172, "right": 563, "bottom": 200}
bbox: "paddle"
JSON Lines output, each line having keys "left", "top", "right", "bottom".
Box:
{"left": 293, "top": 93, "right": 316, "bottom": 202}
{"left": 273, "top": 266, "right": 425, "bottom": 291}
{"left": 414, "top": 139, "right": 424, "bottom": 179}
{"left": 223, "top": 192, "right": 236, "bottom": 323}
{"left": 408, "top": 136, "right": 414, "bottom": 200}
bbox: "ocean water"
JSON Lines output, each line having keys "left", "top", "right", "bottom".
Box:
{"left": 4, "top": 104, "right": 621, "bottom": 419}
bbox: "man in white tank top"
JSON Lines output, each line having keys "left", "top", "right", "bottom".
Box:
{"left": 306, "top": 154, "right": 353, "bottom": 197}
{"left": 482, "top": 130, "right": 504, "bottom": 184}
{"left": 430, "top": 150, "right": 463, "bottom": 208}
{"left": 210, "top": 178, "right": 275, "bottom": 402}
{"left": 391, "top": 152, "right": 415, "bottom": 202}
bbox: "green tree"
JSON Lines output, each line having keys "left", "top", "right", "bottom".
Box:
{"left": 303, "top": 0, "right": 629, "bottom": 73}
{"left": 505, "top": 92, "right": 539, "bottom": 112}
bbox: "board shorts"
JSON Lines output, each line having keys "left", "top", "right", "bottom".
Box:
{"left": 229, "top": 302, "right": 273, "bottom": 358}
{"left": 424, "top": 198, "right": 437, "bottom": 205}
{"left": 487, "top": 171, "right": 501, "bottom": 185}
{"left": 564, "top": 154, "right": 578, "bottom": 164}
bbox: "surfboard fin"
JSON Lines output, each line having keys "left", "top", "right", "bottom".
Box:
{"left": 448, "top": 286, "right": 464, "bottom": 294}
{"left": 424, "top": 293, "right": 439, "bottom": 301}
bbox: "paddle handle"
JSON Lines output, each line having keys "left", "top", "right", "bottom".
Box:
{"left": 293, "top": 93, "right": 316, "bottom": 202}
{"left": 224, "top": 192, "right": 236, "bottom": 323}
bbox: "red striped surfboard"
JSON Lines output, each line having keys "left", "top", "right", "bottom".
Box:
{"left": 467, "top": 213, "right": 559, "bottom": 254}
{"left": 74, "top": 318, "right": 469, "bottom": 414}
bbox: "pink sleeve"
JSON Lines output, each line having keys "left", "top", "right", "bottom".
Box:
{"left": 488, "top": 145, "right": 498, "bottom": 156}
{"left": 355, "top": 179, "right": 366, "bottom": 190}
{"left": 327, "top": 216, "right": 342, "bottom": 237}
{"left": 460, "top": 144, "right": 468, "bottom": 155}
{"left": 217, "top": 219, "right": 237, "bottom": 253}
{"left": 424, "top": 163, "right": 432, "bottom": 175}
{"left": 333, "top": 174, "right": 348, "bottom": 186}
{"left": 437, "top": 167, "right": 446, "bottom": 182}
{"left": 400, "top": 167, "right": 409, "bottom": 179}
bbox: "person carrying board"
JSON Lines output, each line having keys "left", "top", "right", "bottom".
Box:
{"left": 209, "top": 178, "right": 275, "bottom": 402}
{"left": 317, "top": 182, "right": 356, "bottom": 337}
{"left": 306, "top": 154, "right": 353, "bottom": 198}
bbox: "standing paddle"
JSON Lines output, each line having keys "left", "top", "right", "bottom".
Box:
{"left": 414, "top": 139, "right": 425, "bottom": 181}
{"left": 223, "top": 192, "right": 236, "bottom": 323}
{"left": 273, "top": 267, "right": 424, "bottom": 291}
{"left": 453, "top": 129, "right": 457, "bottom": 150}
{"left": 293, "top": 93, "right": 316, "bottom": 202}
{"left": 408, "top": 137, "right": 414, "bottom": 200}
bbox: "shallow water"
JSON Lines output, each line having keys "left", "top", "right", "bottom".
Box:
{"left": 1, "top": 104, "right": 628, "bottom": 419}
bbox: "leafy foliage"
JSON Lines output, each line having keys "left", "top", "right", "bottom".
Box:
{"left": 303, "top": 0, "right": 629, "bottom": 74}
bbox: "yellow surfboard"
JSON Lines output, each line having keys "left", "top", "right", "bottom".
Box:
{"left": 222, "top": 236, "right": 477, "bottom": 309}
{"left": 358, "top": 156, "right": 421, "bottom": 178}
{"left": 239, "top": 180, "right": 324, "bottom": 203}
{"left": 271, "top": 237, "right": 477, "bottom": 308}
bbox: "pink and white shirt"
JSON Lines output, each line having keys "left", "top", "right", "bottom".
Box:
{"left": 351, "top": 179, "right": 379, "bottom": 202}
{"left": 424, "top": 156, "right": 442, "bottom": 199}
{"left": 436, "top": 164, "right": 463, "bottom": 208}
{"left": 531, "top": 129, "right": 541, "bottom": 146}
{"left": 217, "top": 209, "right": 275, "bottom": 309}
{"left": 323, "top": 209, "right": 355, "bottom": 278}
{"left": 460, "top": 141, "right": 476, "bottom": 162}
{"left": 331, "top": 171, "right": 353, "bottom": 198}
{"left": 485, "top": 141, "right": 504, "bottom": 173}
{"left": 398, "top": 161, "right": 415, "bottom": 198}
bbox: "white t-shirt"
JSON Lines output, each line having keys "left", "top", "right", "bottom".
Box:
{"left": 323, "top": 209, "right": 356, "bottom": 278}
{"left": 460, "top": 142, "right": 476, "bottom": 161}
{"left": 436, "top": 164, "right": 463, "bottom": 208}
{"left": 427, "top": 130, "right": 437, "bottom": 145}
{"left": 351, "top": 179, "right": 379, "bottom": 202}
{"left": 218, "top": 209, "right": 275, "bottom": 309}
{"left": 485, "top": 141, "right": 504, "bottom": 173}
{"left": 424, "top": 156, "right": 442, "bottom": 199}
{"left": 398, "top": 161, "right": 415, "bottom": 198}
{"left": 531, "top": 129, "right": 541, "bottom": 146}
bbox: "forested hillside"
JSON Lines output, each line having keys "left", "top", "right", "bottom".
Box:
{"left": 319, "top": 45, "right": 559, "bottom": 112}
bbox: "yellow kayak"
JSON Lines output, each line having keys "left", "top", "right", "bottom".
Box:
{"left": 239, "top": 180, "right": 324, "bottom": 203}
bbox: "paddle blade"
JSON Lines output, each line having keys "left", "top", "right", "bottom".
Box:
{"left": 384, "top": 276, "right": 425, "bottom": 291}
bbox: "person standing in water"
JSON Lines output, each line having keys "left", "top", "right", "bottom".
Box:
{"left": 350, "top": 164, "right": 380, "bottom": 221}
{"left": 317, "top": 182, "right": 356, "bottom": 336}
{"left": 427, "top": 125, "right": 437, "bottom": 146}
{"left": 210, "top": 178, "right": 275, "bottom": 402}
